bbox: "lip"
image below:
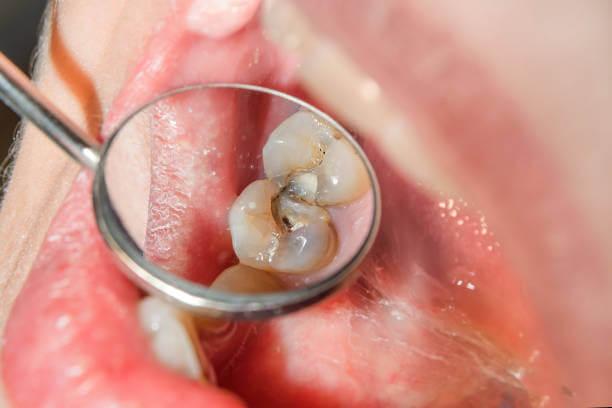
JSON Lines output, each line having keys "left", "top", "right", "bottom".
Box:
{"left": 1, "top": 1, "right": 574, "bottom": 407}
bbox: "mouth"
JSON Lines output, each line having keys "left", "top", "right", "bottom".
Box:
{"left": 1, "top": 0, "right": 595, "bottom": 406}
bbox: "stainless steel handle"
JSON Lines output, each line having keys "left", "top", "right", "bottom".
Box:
{"left": 0, "top": 52, "right": 99, "bottom": 169}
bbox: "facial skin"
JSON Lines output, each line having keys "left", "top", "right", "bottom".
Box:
{"left": 0, "top": 1, "right": 611, "bottom": 407}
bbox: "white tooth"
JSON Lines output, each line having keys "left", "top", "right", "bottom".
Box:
{"left": 138, "top": 296, "right": 213, "bottom": 382}
{"left": 263, "top": 111, "right": 332, "bottom": 180}
{"left": 263, "top": 111, "right": 369, "bottom": 205}
{"left": 228, "top": 179, "right": 281, "bottom": 266}
{"left": 314, "top": 138, "right": 370, "bottom": 205}
{"left": 229, "top": 179, "right": 336, "bottom": 273}
{"left": 211, "top": 264, "right": 285, "bottom": 293}
{"left": 193, "top": 264, "right": 285, "bottom": 332}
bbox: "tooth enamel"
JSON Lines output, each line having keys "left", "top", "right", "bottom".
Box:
{"left": 272, "top": 194, "right": 336, "bottom": 271}
{"left": 192, "top": 264, "right": 285, "bottom": 332}
{"left": 211, "top": 264, "right": 285, "bottom": 293}
{"left": 138, "top": 297, "right": 213, "bottom": 382}
{"left": 286, "top": 172, "right": 318, "bottom": 203}
{"left": 229, "top": 179, "right": 336, "bottom": 273}
{"left": 263, "top": 111, "right": 369, "bottom": 205}
{"left": 229, "top": 179, "right": 281, "bottom": 266}
{"left": 263, "top": 111, "right": 330, "bottom": 180}
{"left": 313, "top": 138, "right": 370, "bottom": 205}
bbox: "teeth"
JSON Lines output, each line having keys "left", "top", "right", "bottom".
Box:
{"left": 137, "top": 296, "right": 214, "bottom": 383}
{"left": 228, "top": 179, "right": 281, "bottom": 267}
{"left": 211, "top": 264, "right": 285, "bottom": 293}
{"left": 263, "top": 111, "right": 369, "bottom": 205}
{"left": 229, "top": 179, "right": 336, "bottom": 273}
{"left": 262, "top": 111, "right": 331, "bottom": 180}
{"left": 192, "top": 264, "right": 286, "bottom": 334}
{"left": 285, "top": 172, "right": 318, "bottom": 204}
{"left": 313, "top": 138, "right": 369, "bottom": 205}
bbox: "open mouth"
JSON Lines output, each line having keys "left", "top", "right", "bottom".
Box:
{"left": 3, "top": 0, "right": 605, "bottom": 406}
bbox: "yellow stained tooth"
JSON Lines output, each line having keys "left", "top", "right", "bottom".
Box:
{"left": 211, "top": 264, "right": 285, "bottom": 294}
{"left": 229, "top": 180, "right": 281, "bottom": 267}
{"left": 263, "top": 110, "right": 331, "bottom": 180}
{"left": 137, "top": 296, "right": 215, "bottom": 383}
{"left": 314, "top": 138, "right": 370, "bottom": 205}
{"left": 192, "top": 264, "right": 285, "bottom": 333}
{"left": 286, "top": 172, "right": 318, "bottom": 203}
{"left": 229, "top": 179, "right": 335, "bottom": 273}
{"left": 263, "top": 111, "right": 370, "bottom": 206}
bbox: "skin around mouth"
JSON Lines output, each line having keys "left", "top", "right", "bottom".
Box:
{"left": 1, "top": 0, "right": 609, "bottom": 407}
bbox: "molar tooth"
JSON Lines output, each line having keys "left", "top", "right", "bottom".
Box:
{"left": 229, "top": 180, "right": 281, "bottom": 266}
{"left": 137, "top": 296, "right": 214, "bottom": 383}
{"left": 211, "top": 264, "right": 285, "bottom": 294}
{"left": 286, "top": 172, "right": 318, "bottom": 203}
{"left": 273, "top": 194, "right": 336, "bottom": 272}
{"left": 263, "top": 110, "right": 369, "bottom": 206}
{"left": 229, "top": 179, "right": 336, "bottom": 273}
{"left": 263, "top": 110, "right": 332, "bottom": 180}
{"left": 193, "top": 264, "right": 285, "bottom": 332}
{"left": 314, "top": 138, "right": 370, "bottom": 205}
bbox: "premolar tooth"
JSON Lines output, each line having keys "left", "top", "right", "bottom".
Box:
{"left": 286, "top": 172, "right": 318, "bottom": 203}
{"left": 229, "top": 179, "right": 336, "bottom": 273}
{"left": 263, "top": 111, "right": 369, "bottom": 205}
{"left": 314, "top": 138, "right": 370, "bottom": 205}
{"left": 263, "top": 110, "right": 332, "bottom": 180}
{"left": 211, "top": 264, "right": 285, "bottom": 293}
{"left": 193, "top": 264, "right": 285, "bottom": 333}
{"left": 137, "top": 296, "right": 214, "bottom": 383}
{"left": 229, "top": 180, "right": 281, "bottom": 266}
{"left": 273, "top": 194, "right": 335, "bottom": 272}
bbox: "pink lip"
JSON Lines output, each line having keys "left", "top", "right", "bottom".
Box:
{"left": 2, "top": 2, "right": 570, "bottom": 407}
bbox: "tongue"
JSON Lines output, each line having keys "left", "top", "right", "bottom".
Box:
{"left": 3, "top": 3, "right": 559, "bottom": 408}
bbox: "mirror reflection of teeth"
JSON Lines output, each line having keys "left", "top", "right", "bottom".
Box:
{"left": 229, "top": 179, "right": 336, "bottom": 273}
{"left": 137, "top": 296, "right": 216, "bottom": 383}
{"left": 263, "top": 111, "right": 369, "bottom": 206}
{"left": 139, "top": 112, "right": 370, "bottom": 375}
{"left": 210, "top": 264, "right": 285, "bottom": 293}
{"left": 228, "top": 111, "right": 369, "bottom": 275}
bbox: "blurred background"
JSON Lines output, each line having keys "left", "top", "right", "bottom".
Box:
{"left": 0, "top": 0, "right": 47, "bottom": 193}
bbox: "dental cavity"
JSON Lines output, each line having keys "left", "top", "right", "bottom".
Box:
{"left": 229, "top": 110, "right": 369, "bottom": 274}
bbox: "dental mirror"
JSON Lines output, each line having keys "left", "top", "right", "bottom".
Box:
{"left": 0, "top": 52, "right": 381, "bottom": 319}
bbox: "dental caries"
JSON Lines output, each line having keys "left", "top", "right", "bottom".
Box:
{"left": 229, "top": 111, "right": 369, "bottom": 274}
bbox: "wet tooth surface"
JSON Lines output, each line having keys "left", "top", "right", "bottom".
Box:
{"left": 263, "top": 111, "right": 369, "bottom": 205}
{"left": 314, "top": 138, "right": 370, "bottom": 205}
{"left": 262, "top": 111, "right": 331, "bottom": 179}
{"left": 211, "top": 264, "right": 285, "bottom": 294}
{"left": 138, "top": 296, "right": 212, "bottom": 382}
{"left": 286, "top": 172, "right": 319, "bottom": 203}
{"left": 229, "top": 180, "right": 281, "bottom": 268}
{"left": 229, "top": 179, "right": 335, "bottom": 273}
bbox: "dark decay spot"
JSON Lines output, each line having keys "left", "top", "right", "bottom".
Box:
{"left": 282, "top": 216, "right": 292, "bottom": 229}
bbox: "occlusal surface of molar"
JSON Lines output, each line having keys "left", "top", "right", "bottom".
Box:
{"left": 228, "top": 110, "right": 369, "bottom": 275}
